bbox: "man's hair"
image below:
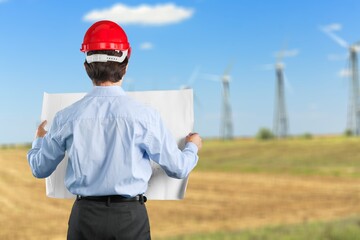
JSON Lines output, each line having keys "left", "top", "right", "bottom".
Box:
{"left": 84, "top": 50, "right": 128, "bottom": 85}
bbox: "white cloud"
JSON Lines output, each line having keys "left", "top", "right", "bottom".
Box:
{"left": 338, "top": 68, "right": 351, "bottom": 78}
{"left": 83, "top": 3, "right": 194, "bottom": 26}
{"left": 140, "top": 42, "right": 154, "bottom": 50}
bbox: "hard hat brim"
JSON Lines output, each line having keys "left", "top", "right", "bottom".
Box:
{"left": 80, "top": 42, "right": 130, "bottom": 52}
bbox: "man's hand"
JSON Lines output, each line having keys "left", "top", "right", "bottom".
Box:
{"left": 35, "top": 120, "right": 48, "bottom": 138}
{"left": 186, "top": 132, "right": 202, "bottom": 150}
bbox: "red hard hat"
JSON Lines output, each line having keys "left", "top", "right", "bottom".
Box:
{"left": 80, "top": 20, "right": 131, "bottom": 59}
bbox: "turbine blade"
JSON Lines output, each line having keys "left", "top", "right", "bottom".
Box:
{"left": 327, "top": 53, "right": 348, "bottom": 61}
{"left": 193, "top": 92, "right": 203, "bottom": 109}
{"left": 322, "top": 23, "right": 342, "bottom": 32}
{"left": 283, "top": 72, "right": 294, "bottom": 94}
{"left": 202, "top": 73, "right": 220, "bottom": 82}
{"left": 224, "top": 60, "right": 235, "bottom": 76}
{"left": 276, "top": 40, "right": 288, "bottom": 63}
{"left": 282, "top": 49, "right": 299, "bottom": 58}
{"left": 187, "top": 66, "right": 200, "bottom": 86}
{"left": 260, "top": 64, "right": 274, "bottom": 71}
{"left": 275, "top": 51, "right": 284, "bottom": 64}
{"left": 321, "top": 26, "right": 349, "bottom": 48}
{"left": 338, "top": 68, "right": 352, "bottom": 78}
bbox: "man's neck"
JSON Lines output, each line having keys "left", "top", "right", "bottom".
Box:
{"left": 95, "top": 81, "right": 122, "bottom": 87}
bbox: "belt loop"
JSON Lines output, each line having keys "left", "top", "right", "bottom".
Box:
{"left": 106, "top": 196, "right": 111, "bottom": 207}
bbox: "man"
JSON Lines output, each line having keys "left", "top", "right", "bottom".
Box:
{"left": 27, "top": 20, "right": 202, "bottom": 240}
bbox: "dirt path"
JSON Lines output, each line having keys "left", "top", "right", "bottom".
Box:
{"left": 1, "top": 149, "right": 360, "bottom": 239}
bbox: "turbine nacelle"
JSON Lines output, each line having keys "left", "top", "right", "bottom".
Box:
{"left": 275, "top": 62, "right": 285, "bottom": 70}
{"left": 350, "top": 44, "right": 360, "bottom": 53}
{"left": 222, "top": 74, "right": 231, "bottom": 83}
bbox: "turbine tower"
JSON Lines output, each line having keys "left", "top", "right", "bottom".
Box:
{"left": 348, "top": 45, "right": 360, "bottom": 135}
{"left": 203, "top": 63, "right": 234, "bottom": 139}
{"left": 273, "top": 52, "right": 289, "bottom": 138}
{"left": 321, "top": 25, "right": 360, "bottom": 135}
{"left": 220, "top": 64, "right": 234, "bottom": 140}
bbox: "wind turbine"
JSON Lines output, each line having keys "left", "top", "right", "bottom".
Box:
{"left": 273, "top": 50, "right": 289, "bottom": 138}
{"left": 220, "top": 63, "right": 234, "bottom": 140}
{"left": 204, "top": 62, "right": 234, "bottom": 140}
{"left": 321, "top": 24, "right": 360, "bottom": 135}
{"left": 261, "top": 47, "right": 297, "bottom": 138}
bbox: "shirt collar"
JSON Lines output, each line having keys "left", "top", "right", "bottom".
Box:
{"left": 85, "top": 86, "right": 126, "bottom": 97}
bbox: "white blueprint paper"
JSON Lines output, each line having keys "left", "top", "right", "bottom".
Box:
{"left": 41, "top": 89, "right": 194, "bottom": 200}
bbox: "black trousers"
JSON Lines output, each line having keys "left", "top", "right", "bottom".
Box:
{"left": 67, "top": 198, "right": 151, "bottom": 240}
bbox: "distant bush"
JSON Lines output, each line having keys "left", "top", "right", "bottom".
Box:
{"left": 300, "top": 132, "right": 313, "bottom": 139}
{"left": 0, "top": 143, "right": 32, "bottom": 149}
{"left": 344, "top": 129, "right": 353, "bottom": 137}
{"left": 256, "top": 128, "right": 274, "bottom": 140}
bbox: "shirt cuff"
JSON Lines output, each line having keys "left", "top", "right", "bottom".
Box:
{"left": 185, "top": 142, "right": 199, "bottom": 154}
{"left": 32, "top": 137, "right": 43, "bottom": 148}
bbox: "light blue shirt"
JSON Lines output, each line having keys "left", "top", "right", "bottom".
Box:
{"left": 27, "top": 86, "right": 198, "bottom": 197}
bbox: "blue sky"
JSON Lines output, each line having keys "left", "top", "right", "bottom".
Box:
{"left": 1, "top": 0, "right": 360, "bottom": 144}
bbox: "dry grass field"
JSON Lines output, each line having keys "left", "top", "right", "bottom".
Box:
{"left": 148, "top": 172, "right": 360, "bottom": 239}
{"left": 1, "top": 137, "right": 360, "bottom": 239}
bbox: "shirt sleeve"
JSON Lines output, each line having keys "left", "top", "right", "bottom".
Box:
{"left": 142, "top": 112, "right": 199, "bottom": 179}
{"left": 27, "top": 114, "right": 66, "bottom": 178}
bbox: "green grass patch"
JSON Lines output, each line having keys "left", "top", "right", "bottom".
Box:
{"left": 0, "top": 143, "right": 31, "bottom": 150}
{"left": 163, "top": 216, "right": 360, "bottom": 240}
{"left": 5, "top": 136, "right": 360, "bottom": 178}
{"left": 197, "top": 136, "right": 360, "bottom": 178}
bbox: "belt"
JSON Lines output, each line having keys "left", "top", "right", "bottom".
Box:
{"left": 76, "top": 194, "right": 147, "bottom": 205}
